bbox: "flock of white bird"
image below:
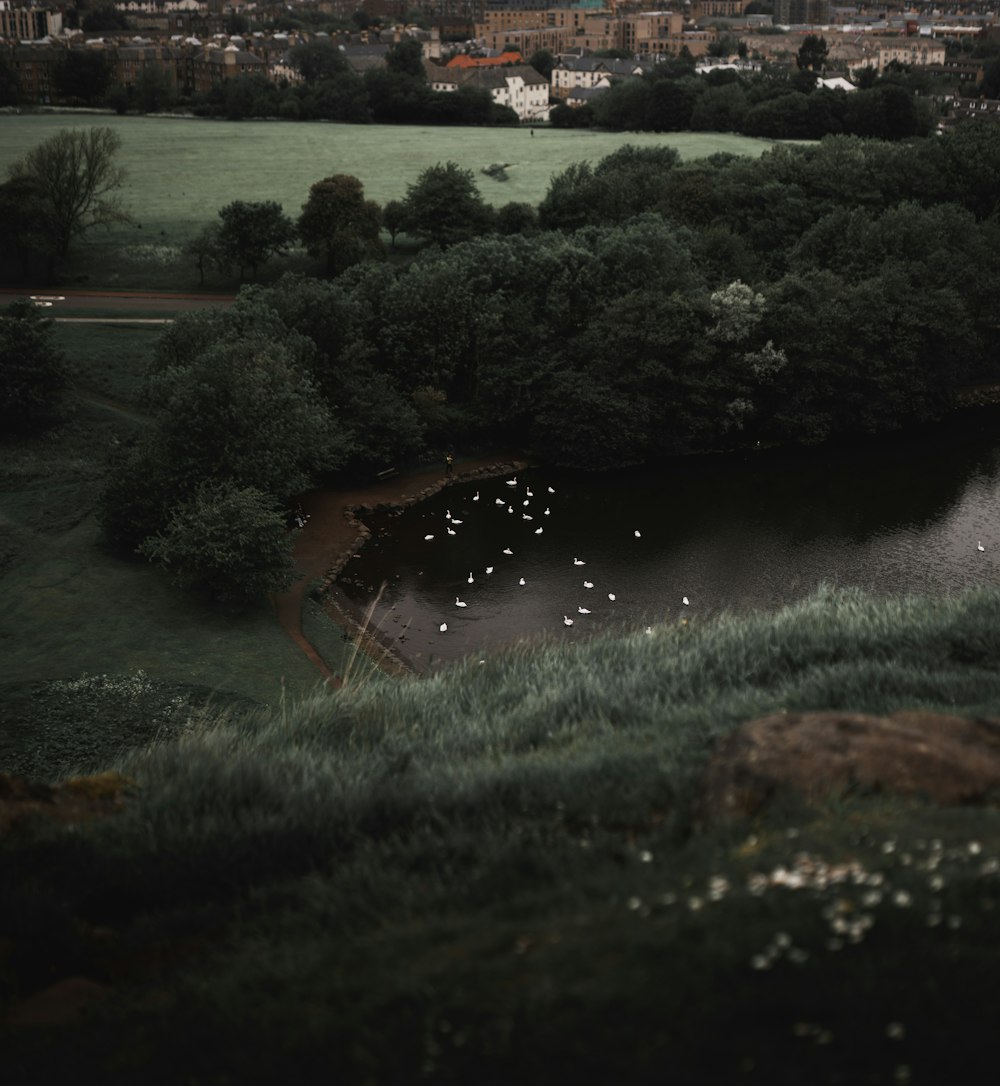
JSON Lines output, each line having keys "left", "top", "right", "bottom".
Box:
{"left": 430, "top": 475, "right": 691, "bottom": 635}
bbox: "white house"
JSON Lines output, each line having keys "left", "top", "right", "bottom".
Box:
{"left": 550, "top": 56, "right": 644, "bottom": 101}
{"left": 428, "top": 63, "right": 550, "bottom": 122}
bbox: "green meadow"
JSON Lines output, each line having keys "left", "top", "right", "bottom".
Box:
{"left": 0, "top": 112, "right": 773, "bottom": 227}
{"left": 0, "top": 112, "right": 774, "bottom": 288}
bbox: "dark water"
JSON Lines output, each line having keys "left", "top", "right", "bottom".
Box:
{"left": 338, "top": 413, "right": 1000, "bottom": 673}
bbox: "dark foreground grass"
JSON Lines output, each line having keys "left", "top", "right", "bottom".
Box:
{"left": 3, "top": 585, "right": 1000, "bottom": 1084}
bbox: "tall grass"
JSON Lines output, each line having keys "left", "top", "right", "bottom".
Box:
{"left": 4, "top": 585, "right": 1000, "bottom": 1083}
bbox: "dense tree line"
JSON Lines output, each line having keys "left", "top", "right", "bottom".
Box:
{"left": 551, "top": 56, "right": 938, "bottom": 141}
{"left": 93, "top": 122, "right": 1000, "bottom": 599}
{"left": 107, "top": 40, "right": 520, "bottom": 125}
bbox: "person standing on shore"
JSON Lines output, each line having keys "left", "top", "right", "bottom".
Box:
{"left": 445, "top": 452, "right": 454, "bottom": 477}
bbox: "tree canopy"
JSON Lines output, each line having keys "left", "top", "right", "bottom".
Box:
{"left": 298, "top": 174, "right": 382, "bottom": 274}
{"left": 400, "top": 162, "right": 494, "bottom": 247}
{"left": 215, "top": 200, "right": 296, "bottom": 280}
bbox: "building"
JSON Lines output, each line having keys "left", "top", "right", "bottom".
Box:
{"left": 428, "top": 60, "right": 550, "bottom": 120}
{"left": 190, "top": 42, "right": 266, "bottom": 92}
{"left": 550, "top": 54, "right": 643, "bottom": 99}
{"left": 772, "top": 0, "right": 831, "bottom": 25}
{"left": 4, "top": 38, "right": 58, "bottom": 101}
{"left": 0, "top": 0, "right": 62, "bottom": 40}
{"left": 446, "top": 49, "right": 525, "bottom": 66}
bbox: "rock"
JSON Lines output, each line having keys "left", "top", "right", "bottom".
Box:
{"left": 0, "top": 772, "right": 134, "bottom": 836}
{"left": 700, "top": 711, "right": 1000, "bottom": 821}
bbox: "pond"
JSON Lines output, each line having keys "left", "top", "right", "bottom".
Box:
{"left": 337, "top": 411, "right": 1000, "bottom": 674}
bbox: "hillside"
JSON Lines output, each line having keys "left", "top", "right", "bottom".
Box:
{"left": 4, "top": 585, "right": 1000, "bottom": 1084}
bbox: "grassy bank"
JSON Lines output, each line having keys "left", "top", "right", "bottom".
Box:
{"left": 3, "top": 584, "right": 1000, "bottom": 1083}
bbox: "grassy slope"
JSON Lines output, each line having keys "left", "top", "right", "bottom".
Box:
{"left": 4, "top": 586, "right": 1000, "bottom": 1084}
{"left": 0, "top": 321, "right": 343, "bottom": 758}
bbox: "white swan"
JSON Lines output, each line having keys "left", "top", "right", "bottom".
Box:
{"left": 578, "top": 606, "right": 591, "bottom": 614}
{"left": 455, "top": 597, "right": 467, "bottom": 607}
{"left": 563, "top": 616, "right": 574, "bottom": 626}
{"left": 439, "top": 622, "right": 448, "bottom": 632}
{"left": 583, "top": 581, "right": 593, "bottom": 589}
{"left": 573, "top": 558, "right": 585, "bottom": 566}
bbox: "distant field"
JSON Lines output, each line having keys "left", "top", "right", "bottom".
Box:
{"left": 0, "top": 112, "right": 776, "bottom": 240}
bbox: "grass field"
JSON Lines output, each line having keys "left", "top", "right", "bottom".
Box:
{"left": 0, "top": 112, "right": 775, "bottom": 289}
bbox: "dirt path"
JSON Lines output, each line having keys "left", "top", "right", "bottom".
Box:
{"left": 271, "top": 455, "right": 527, "bottom": 687}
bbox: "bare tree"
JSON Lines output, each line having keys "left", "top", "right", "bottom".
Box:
{"left": 9, "top": 126, "right": 132, "bottom": 261}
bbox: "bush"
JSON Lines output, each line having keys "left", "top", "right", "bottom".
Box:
{"left": 138, "top": 480, "right": 299, "bottom": 604}
{"left": 0, "top": 298, "right": 69, "bottom": 436}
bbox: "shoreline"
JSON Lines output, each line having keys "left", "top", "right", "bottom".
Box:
{"left": 272, "top": 456, "right": 528, "bottom": 686}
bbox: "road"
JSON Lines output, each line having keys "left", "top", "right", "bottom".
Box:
{"left": 1, "top": 287, "right": 236, "bottom": 319}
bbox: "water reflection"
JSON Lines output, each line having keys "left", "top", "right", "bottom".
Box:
{"left": 338, "top": 413, "right": 1000, "bottom": 673}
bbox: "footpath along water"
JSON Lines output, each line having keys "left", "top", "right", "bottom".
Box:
{"left": 337, "top": 413, "right": 1000, "bottom": 673}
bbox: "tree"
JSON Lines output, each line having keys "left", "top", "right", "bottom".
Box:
{"left": 183, "top": 224, "right": 223, "bottom": 286}
{"left": 646, "top": 78, "right": 698, "bottom": 132}
{"left": 496, "top": 202, "right": 538, "bottom": 235}
{"left": 81, "top": 4, "right": 128, "bottom": 31}
{"left": 53, "top": 49, "right": 112, "bottom": 105}
{"left": 215, "top": 200, "right": 296, "bottom": 279}
{"left": 0, "top": 176, "right": 56, "bottom": 279}
{"left": 138, "top": 481, "right": 298, "bottom": 604}
{"left": 401, "top": 162, "right": 494, "bottom": 247}
{"left": 7, "top": 127, "right": 131, "bottom": 261}
{"left": 385, "top": 39, "right": 425, "bottom": 80}
{"left": 298, "top": 174, "right": 382, "bottom": 274}
{"left": 143, "top": 331, "right": 342, "bottom": 499}
{"left": 0, "top": 299, "right": 68, "bottom": 436}
{"left": 381, "top": 199, "right": 408, "bottom": 247}
{"left": 0, "top": 51, "right": 19, "bottom": 106}
{"left": 528, "top": 49, "right": 555, "bottom": 81}
{"left": 134, "top": 63, "right": 176, "bottom": 113}
{"left": 797, "top": 34, "right": 829, "bottom": 72}
{"left": 288, "top": 40, "right": 349, "bottom": 84}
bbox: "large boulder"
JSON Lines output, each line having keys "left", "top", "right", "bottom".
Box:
{"left": 701, "top": 711, "right": 1000, "bottom": 821}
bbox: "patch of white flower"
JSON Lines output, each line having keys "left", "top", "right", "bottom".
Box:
{"left": 116, "top": 243, "right": 182, "bottom": 267}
